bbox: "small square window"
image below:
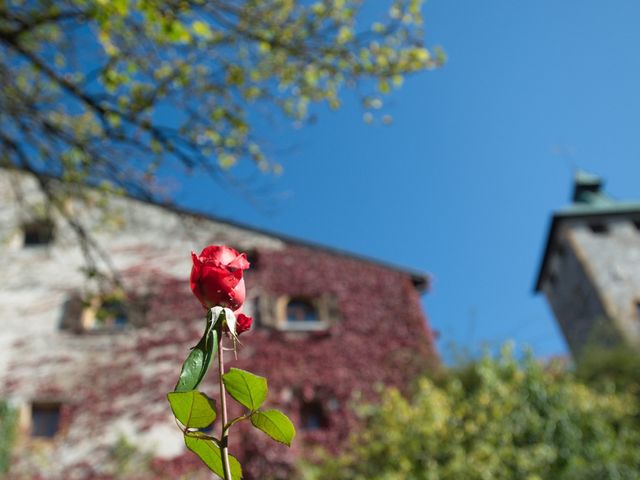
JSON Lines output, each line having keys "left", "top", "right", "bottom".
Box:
{"left": 633, "top": 220, "right": 640, "bottom": 232}
{"left": 31, "top": 403, "right": 61, "bottom": 438}
{"left": 300, "top": 400, "right": 329, "bottom": 431}
{"left": 589, "top": 223, "right": 608, "bottom": 234}
{"left": 98, "top": 298, "right": 129, "bottom": 329}
{"left": 82, "top": 294, "right": 130, "bottom": 332}
{"left": 22, "top": 219, "right": 54, "bottom": 247}
{"left": 635, "top": 301, "right": 640, "bottom": 319}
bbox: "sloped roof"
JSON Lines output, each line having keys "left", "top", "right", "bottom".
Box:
{"left": 140, "top": 196, "right": 431, "bottom": 292}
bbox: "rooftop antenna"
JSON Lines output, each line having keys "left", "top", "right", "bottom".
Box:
{"left": 551, "top": 144, "right": 578, "bottom": 177}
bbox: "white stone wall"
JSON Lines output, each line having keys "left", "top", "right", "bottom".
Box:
{"left": 0, "top": 170, "right": 283, "bottom": 332}
{"left": 542, "top": 223, "right": 611, "bottom": 356}
{"left": 567, "top": 216, "right": 640, "bottom": 348}
{"left": 0, "top": 170, "right": 284, "bottom": 465}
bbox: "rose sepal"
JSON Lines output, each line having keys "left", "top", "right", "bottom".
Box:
{"left": 211, "top": 306, "right": 239, "bottom": 338}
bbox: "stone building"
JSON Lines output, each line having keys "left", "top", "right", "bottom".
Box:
{"left": 0, "top": 169, "right": 438, "bottom": 479}
{"left": 535, "top": 172, "right": 640, "bottom": 359}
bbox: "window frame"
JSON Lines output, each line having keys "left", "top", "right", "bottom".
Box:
{"left": 276, "top": 296, "right": 329, "bottom": 331}
{"left": 81, "top": 293, "right": 131, "bottom": 333}
{"left": 21, "top": 218, "right": 55, "bottom": 247}
{"left": 29, "top": 401, "right": 62, "bottom": 439}
{"left": 299, "top": 399, "right": 329, "bottom": 431}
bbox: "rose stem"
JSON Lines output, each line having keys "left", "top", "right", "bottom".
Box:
{"left": 217, "top": 331, "right": 233, "bottom": 480}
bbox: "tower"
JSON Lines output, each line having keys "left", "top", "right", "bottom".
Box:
{"left": 535, "top": 172, "right": 640, "bottom": 359}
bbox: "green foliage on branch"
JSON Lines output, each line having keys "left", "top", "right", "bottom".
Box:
{"left": 302, "top": 347, "right": 640, "bottom": 480}
{"left": 0, "top": 0, "right": 443, "bottom": 200}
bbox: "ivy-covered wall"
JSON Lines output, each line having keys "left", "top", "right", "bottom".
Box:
{"left": 4, "top": 245, "right": 437, "bottom": 479}
{"left": 0, "top": 173, "right": 437, "bottom": 479}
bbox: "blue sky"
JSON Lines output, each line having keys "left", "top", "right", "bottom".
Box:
{"left": 173, "top": 1, "right": 640, "bottom": 362}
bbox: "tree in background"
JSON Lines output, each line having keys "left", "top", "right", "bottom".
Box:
{"left": 0, "top": 0, "right": 442, "bottom": 200}
{"left": 302, "top": 347, "right": 640, "bottom": 480}
{"left": 0, "top": 0, "right": 442, "bottom": 279}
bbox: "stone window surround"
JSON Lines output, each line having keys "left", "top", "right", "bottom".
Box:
{"left": 274, "top": 295, "right": 331, "bottom": 331}
{"left": 59, "top": 291, "right": 138, "bottom": 334}
{"left": 80, "top": 294, "right": 130, "bottom": 332}
{"left": 21, "top": 217, "right": 55, "bottom": 247}
{"left": 20, "top": 401, "right": 63, "bottom": 440}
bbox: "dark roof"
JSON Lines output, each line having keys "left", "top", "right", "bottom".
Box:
{"left": 534, "top": 172, "right": 640, "bottom": 292}
{"left": 145, "top": 197, "right": 431, "bottom": 292}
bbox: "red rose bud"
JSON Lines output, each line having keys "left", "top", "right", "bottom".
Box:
{"left": 190, "top": 245, "right": 250, "bottom": 310}
{"left": 236, "top": 313, "right": 253, "bottom": 335}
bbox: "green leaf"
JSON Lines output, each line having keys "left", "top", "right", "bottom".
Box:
{"left": 185, "top": 433, "right": 242, "bottom": 480}
{"left": 167, "top": 391, "right": 216, "bottom": 429}
{"left": 250, "top": 409, "right": 296, "bottom": 446}
{"left": 378, "top": 79, "right": 391, "bottom": 94}
{"left": 222, "top": 368, "right": 267, "bottom": 410}
{"left": 174, "top": 326, "right": 217, "bottom": 392}
{"left": 192, "top": 20, "right": 213, "bottom": 40}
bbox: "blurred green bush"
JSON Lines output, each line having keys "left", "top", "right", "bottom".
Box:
{"left": 576, "top": 344, "right": 640, "bottom": 394}
{"left": 300, "top": 346, "right": 640, "bottom": 479}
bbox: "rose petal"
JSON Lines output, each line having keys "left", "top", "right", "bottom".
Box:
{"left": 228, "top": 252, "right": 250, "bottom": 270}
{"left": 190, "top": 252, "right": 206, "bottom": 306}
{"left": 197, "top": 246, "right": 223, "bottom": 267}
{"left": 190, "top": 245, "right": 250, "bottom": 310}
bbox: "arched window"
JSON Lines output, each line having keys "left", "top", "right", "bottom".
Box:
{"left": 286, "top": 298, "right": 318, "bottom": 324}
{"left": 275, "top": 295, "right": 337, "bottom": 331}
